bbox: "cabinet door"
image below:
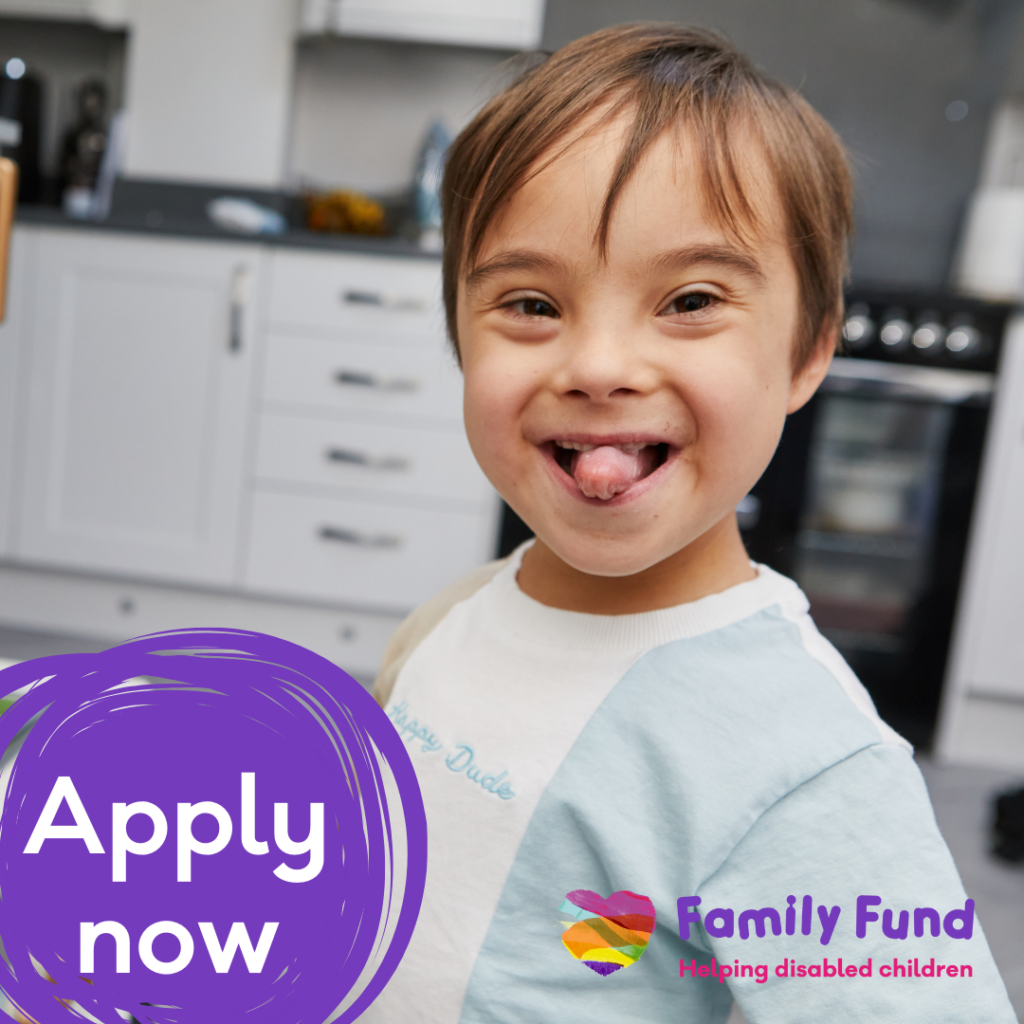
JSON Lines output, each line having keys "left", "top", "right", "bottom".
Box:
{"left": 17, "top": 229, "right": 262, "bottom": 586}
{"left": 953, "top": 319, "right": 1024, "bottom": 698}
{"left": 0, "top": 0, "right": 128, "bottom": 26}
{"left": 331, "top": 0, "right": 544, "bottom": 49}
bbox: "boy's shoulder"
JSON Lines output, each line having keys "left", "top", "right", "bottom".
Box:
{"left": 372, "top": 554, "right": 512, "bottom": 707}
{"left": 374, "top": 552, "right": 908, "bottom": 757}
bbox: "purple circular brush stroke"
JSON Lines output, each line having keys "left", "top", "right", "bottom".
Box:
{"left": 0, "top": 628, "right": 428, "bottom": 1024}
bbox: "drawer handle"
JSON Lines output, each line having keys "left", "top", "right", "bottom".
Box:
{"left": 335, "top": 369, "right": 419, "bottom": 392}
{"left": 228, "top": 264, "right": 251, "bottom": 353}
{"left": 325, "top": 446, "right": 410, "bottom": 472}
{"left": 342, "top": 288, "right": 429, "bottom": 312}
{"left": 319, "top": 525, "right": 402, "bottom": 549}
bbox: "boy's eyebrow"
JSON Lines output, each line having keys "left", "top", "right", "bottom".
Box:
{"left": 464, "top": 245, "right": 769, "bottom": 291}
{"left": 463, "top": 249, "right": 573, "bottom": 291}
{"left": 648, "top": 244, "right": 769, "bottom": 286}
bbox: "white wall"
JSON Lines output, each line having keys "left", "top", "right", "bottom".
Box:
{"left": 122, "top": 0, "right": 297, "bottom": 187}
{"left": 286, "top": 36, "right": 511, "bottom": 193}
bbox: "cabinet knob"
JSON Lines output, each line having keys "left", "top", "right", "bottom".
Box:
{"left": 318, "top": 525, "right": 402, "bottom": 549}
{"left": 341, "top": 288, "right": 429, "bottom": 312}
{"left": 325, "top": 446, "right": 410, "bottom": 472}
{"left": 229, "top": 264, "right": 251, "bottom": 353}
{"left": 335, "top": 369, "right": 419, "bottom": 392}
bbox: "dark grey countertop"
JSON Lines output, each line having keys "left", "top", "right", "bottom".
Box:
{"left": 15, "top": 178, "right": 439, "bottom": 261}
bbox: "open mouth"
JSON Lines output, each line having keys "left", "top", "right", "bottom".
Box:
{"left": 552, "top": 440, "right": 670, "bottom": 501}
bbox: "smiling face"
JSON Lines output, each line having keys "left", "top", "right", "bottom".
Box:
{"left": 457, "top": 117, "right": 832, "bottom": 611}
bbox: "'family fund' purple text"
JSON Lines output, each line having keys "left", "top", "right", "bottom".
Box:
{"left": 676, "top": 896, "right": 975, "bottom": 946}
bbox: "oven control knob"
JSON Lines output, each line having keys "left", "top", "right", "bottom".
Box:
{"left": 842, "top": 304, "right": 875, "bottom": 349}
{"left": 912, "top": 319, "right": 946, "bottom": 352}
{"left": 879, "top": 316, "right": 913, "bottom": 351}
{"left": 946, "top": 323, "right": 982, "bottom": 358}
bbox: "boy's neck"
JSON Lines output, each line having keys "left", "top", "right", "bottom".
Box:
{"left": 516, "top": 516, "right": 757, "bottom": 615}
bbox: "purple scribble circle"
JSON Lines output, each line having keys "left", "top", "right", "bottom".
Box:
{"left": 0, "top": 629, "right": 427, "bottom": 1024}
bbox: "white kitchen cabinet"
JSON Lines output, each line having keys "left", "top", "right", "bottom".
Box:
{"left": 246, "top": 490, "right": 496, "bottom": 608}
{"left": 122, "top": 0, "right": 295, "bottom": 187}
{"left": 263, "top": 332, "right": 465, "bottom": 422}
{"left": 0, "top": 227, "right": 499, "bottom": 676}
{"left": 0, "top": 0, "right": 128, "bottom": 26}
{"left": 937, "top": 314, "right": 1024, "bottom": 768}
{"left": 16, "top": 227, "right": 264, "bottom": 586}
{"left": 256, "top": 413, "right": 490, "bottom": 505}
{"left": 302, "top": 0, "right": 545, "bottom": 50}
{"left": 245, "top": 246, "right": 500, "bottom": 612}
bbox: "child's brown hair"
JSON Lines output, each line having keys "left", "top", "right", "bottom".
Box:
{"left": 441, "top": 23, "right": 853, "bottom": 369}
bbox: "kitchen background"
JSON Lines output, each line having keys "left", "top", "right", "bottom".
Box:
{"left": 0, "top": 0, "right": 1023, "bottom": 1016}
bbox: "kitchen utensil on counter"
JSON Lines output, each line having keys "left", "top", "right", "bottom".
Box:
{"left": 58, "top": 78, "right": 108, "bottom": 219}
{"left": 413, "top": 120, "right": 451, "bottom": 251}
{"left": 207, "top": 196, "right": 287, "bottom": 235}
{"left": 0, "top": 156, "right": 17, "bottom": 323}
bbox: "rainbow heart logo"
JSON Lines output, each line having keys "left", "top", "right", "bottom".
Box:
{"left": 558, "top": 889, "right": 656, "bottom": 976}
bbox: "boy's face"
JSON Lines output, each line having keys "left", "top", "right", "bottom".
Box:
{"left": 457, "top": 118, "right": 831, "bottom": 581}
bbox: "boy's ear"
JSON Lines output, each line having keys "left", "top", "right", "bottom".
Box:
{"left": 786, "top": 323, "right": 836, "bottom": 414}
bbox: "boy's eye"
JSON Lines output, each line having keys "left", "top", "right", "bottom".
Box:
{"left": 505, "top": 297, "right": 560, "bottom": 319}
{"left": 661, "top": 291, "right": 717, "bottom": 316}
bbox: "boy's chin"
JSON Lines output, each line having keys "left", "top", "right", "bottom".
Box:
{"left": 537, "top": 531, "right": 686, "bottom": 580}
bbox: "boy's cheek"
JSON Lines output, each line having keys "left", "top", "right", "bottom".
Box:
{"left": 462, "top": 373, "right": 520, "bottom": 479}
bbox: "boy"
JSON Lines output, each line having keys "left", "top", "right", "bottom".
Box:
{"left": 369, "top": 24, "right": 1017, "bottom": 1024}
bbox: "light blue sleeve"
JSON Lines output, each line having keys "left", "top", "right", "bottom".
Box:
{"left": 698, "top": 743, "right": 1018, "bottom": 1024}
{"left": 458, "top": 610, "right": 1017, "bottom": 1024}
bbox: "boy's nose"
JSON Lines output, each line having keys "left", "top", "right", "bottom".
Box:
{"left": 555, "top": 331, "right": 656, "bottom": 401}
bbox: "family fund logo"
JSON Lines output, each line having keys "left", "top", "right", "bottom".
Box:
{"left": 558, "top": 890, "right": 655, "bottom": 976}
{"left": 0, "top": 630, "right": 427, "bottom": 1024}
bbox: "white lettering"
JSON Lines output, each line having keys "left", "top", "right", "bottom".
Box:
{"left": 111, "top": 801, "right": 167, "bottom": 882}
{"left": 177, "top": 802, "right": 232, "bottom": 882}
{"left": 138, "top": 921, "right": 194, "bottom": 975}
{"left": 25, "top": 777, "right": 104, "bottom": 854}
{"left": 198, "top": 921, "right": 279, "bottom": 973}
{"left": 273, "top": 802, "right": 324, "bottom": 883}
{"left": 80, "top": 921, "right": 130, "bottom": 972}
{"left": 240, "top": 773, "right": 268, "bottom": 855}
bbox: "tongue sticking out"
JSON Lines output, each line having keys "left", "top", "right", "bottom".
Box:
{"left": 571, "top": 445, "right": 659, "bottom": 500}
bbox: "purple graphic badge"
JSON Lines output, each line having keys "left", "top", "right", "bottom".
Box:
{"left": 0, "top": 629, "right": 427, "bottom": 1024}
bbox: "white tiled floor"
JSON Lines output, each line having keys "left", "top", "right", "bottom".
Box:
{"left": 0, "top": 627, "right": 1021, "bottom": 1020}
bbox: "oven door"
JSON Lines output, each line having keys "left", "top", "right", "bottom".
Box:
{"left": 744, "top": 357, "right": 995, "bottom": 748}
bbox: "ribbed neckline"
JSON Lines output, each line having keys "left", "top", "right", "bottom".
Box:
{"left": 483, "top": 542, "right": 808, "bottom": 652}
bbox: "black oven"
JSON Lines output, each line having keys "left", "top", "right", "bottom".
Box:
{"left": 743, "top": 290, "right": 1015, "bottom": 749}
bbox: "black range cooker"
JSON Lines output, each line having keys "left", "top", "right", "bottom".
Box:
{"left": 744, "top": 290, "right": 1014, "bottom": 748}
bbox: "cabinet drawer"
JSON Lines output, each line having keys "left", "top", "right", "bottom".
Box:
{"left": 244, "top": 491, "right": 497, "bottom": 609}
{"left": 256, "top": 413, "right": 492, "bottom": 505}
{"left": 263, "top": 333, "right": 463, "bottom": 421}
{"left": 268, "top": 249, "right": 443, "bottom": 334}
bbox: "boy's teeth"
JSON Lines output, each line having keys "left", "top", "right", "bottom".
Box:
{"left": 554, "top": 440, "right": 648, "bottom": 453}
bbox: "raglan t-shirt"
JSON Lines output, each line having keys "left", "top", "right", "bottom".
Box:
{"left": 362, "top": 544, "right": 1017, "bottom": 1024}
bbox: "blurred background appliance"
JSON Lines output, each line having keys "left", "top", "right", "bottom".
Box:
{"left": 57, "top": 77, "right": 107, "bottom": 217}
{"left": 953, "top": 96, "right": 1024, "bottom": 300}
{"left": 742, "top": 291, "right": 1014, "bottom": 749}
{"left": 0, "top": 57, "right": 41, "bottom": 204}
